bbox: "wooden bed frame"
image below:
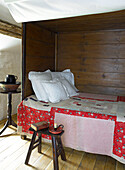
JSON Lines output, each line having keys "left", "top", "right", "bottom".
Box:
{"left": 22, "top": 10, "right": 125, "bottom": 100}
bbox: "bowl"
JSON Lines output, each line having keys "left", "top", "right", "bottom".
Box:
{"left": 0, "top": 81, "right": 21, "bottom": 92}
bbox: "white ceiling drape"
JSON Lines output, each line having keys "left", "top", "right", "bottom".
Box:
{"left": 4, "top": 0, "right": 125, "bottom": 23}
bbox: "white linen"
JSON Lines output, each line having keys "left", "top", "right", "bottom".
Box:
{"left": 55, "top": 113, "right": 115, "bottom": 155}
{"left": 5, "top": 0, "right": 125, "bottom": 23}
{"left": 28, "top": 69, "right": 78, "bottom": 102}
{"left": 43, "top": 81, "right": 69, "bottom": 103}
{"left": 59, "top": 78, "right": 78, "bottom": 97}
{"left": 116, "top": 102, "right": 125, "bottom": 122}
{"left": 28, "top": 71, "right": 52, "bottom": 102}
{"left": 23, "top": 93, "right": 125, "bottom": 122}
{"left": 51, "top": 69, "right": 75, "bottom": 85}
{"left": 30, "top": 80, "right": 49, "bottom": 102}
{"left": 28, "top": 71, "right": 52, "bottom": 81}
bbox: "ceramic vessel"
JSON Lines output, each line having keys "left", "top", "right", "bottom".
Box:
{"left": 0, "top": 81, "right": 21, "bottom": 91}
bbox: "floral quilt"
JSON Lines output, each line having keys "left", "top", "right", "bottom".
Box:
{"left": 17, "top": 93, "right": 125, "bottom": 164}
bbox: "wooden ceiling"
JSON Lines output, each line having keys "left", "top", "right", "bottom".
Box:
{"left": 35, "top": 10, "right": 125, "bottom": 33}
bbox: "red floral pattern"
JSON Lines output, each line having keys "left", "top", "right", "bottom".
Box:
{"left": 17, "top": 101, "right": 125, "bottom": 160}
{"left": 18, "top": 101, "right": 55, "bottom": 139}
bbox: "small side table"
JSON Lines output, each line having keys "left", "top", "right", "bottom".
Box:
{"left": 0, "top": 88, "right": 21, "bottom": 135}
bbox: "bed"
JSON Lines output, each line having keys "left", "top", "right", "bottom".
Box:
{"left": 20, "top": 11, "right": 125, "bottom": 165}
{"left": 17, "top": 83, "right": 125, "bottom": 164}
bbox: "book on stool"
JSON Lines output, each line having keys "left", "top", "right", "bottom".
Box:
{"left": 31, "top": 121, "right": 49, "bottom": 131}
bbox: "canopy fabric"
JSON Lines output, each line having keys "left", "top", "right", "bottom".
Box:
{"left": 4, "top": 0, "right": 125, "bottom": 23}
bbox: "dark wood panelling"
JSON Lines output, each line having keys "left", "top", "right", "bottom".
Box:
{"left": 26, "top": 23, "right": 54, "bottom": 43}
{"left": 23, "top": 23, "right": 55, "bottom": 98}
{"left": 57, "top": 31, "right": 125, "bottom": 96}
{"left": 22, "top": 23, "right": 26, "bottom": 100}
{"left": 74, "top": 72, "right": 125, "bottom": 88}
{"left": 81, "top": 59, "right": 125, "bottom": 73}
{"left": 77, "top": 85, "right": 125, "bottom": 96}
{"left": 82, "top": 31, "right": 125, "bottom": 44}
{"left": 83, "top": 44, "right": 125, "bottom": 59}
{"left": 26, "top": 39, "right": 54, "bottom": 57}
{"left": 58, "top": 31, "right": 125, "bottom": 58}
{"left": 37, "top": 10, "right": 125, "bottom": 32}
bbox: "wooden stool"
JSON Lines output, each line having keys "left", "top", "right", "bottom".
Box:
{"left": 25, "top": 127, "right": 66, "bottom": 170}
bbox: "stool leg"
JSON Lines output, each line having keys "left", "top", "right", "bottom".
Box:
{"left": 25, "top": 131, "right": 37, "bottom": 165}
{"left": 57, "top": 136, "right": 66, "bottom": 161}
{"left": 38, "top": 132, "right": 42, "bottom": 153}
{"left": 52, "top": 136, "right": 59, "bottom": 170}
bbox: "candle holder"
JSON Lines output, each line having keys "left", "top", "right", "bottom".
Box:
{"left": 54, "top": 124, "right": 64, "bottom": 131}
{"left": 54, "top": 127, "right": 57, "bottom": 131}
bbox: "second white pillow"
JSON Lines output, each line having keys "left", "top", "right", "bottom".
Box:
{"left": 59, "top": 78, "right": 79, "bottom": 97}
{"left": 43, "top": 81, "right": 69, "bottom": 103}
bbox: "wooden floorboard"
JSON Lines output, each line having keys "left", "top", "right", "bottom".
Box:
{"left": 0, "top": 114, "right": 124, "bottom": 170}
{"left": 78, "top": 152, "right": 97, "bottom": 170}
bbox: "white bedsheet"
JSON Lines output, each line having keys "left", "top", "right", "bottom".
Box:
{"left": 23, "top": 93, "right": 125, "bottom": 122}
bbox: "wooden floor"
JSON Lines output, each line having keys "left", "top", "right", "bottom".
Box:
{"left": 0, "top": 115, "right": 125, "bottom": 170}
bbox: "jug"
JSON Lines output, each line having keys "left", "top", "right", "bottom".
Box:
{"left": 5, "top": 75, "right": 18, "bottom": 84}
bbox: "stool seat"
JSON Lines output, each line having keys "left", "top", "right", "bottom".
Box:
{"left": 29, "top": 126, "right": 64, "bottom": 136}
{"left": 25, "top": 127, "right": 66, "bottom": 170}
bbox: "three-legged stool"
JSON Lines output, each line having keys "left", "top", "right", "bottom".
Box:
{"left": 25, "top": 127, "right": 66, "bottom": 170}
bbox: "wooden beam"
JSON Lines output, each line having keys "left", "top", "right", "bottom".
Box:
{"left": 0, "top": 19, "right": 22, "bottom": 39}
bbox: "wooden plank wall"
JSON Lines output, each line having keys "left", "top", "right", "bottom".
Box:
{"left": 23, "top": 23, "right": 55, "bottom": 98}
{"left": 57, "top": 30, "right": 125, "bottom": 96}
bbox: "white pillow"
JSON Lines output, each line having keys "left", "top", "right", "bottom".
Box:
{"left": 30, "top": 80, "right": 49, "bottom": 102}
{"left": 51, "top": 69, "right": 75, "bottom": 85}
{"left": 62, "top": 69, "right": 79, "bottom": 91}
{"left": 62, "top": 69, "right": 75, "bottom": 85}
{"left": 28, "top": 71, "right": 52, "bottom": 102}
{"left": 58, "top": 78, "right": 79, "bottom": 97}
{"left": 44, "top": 69, "right": 51, "bottom": 73}
{"left": 28, "top": 71, "right": 52, "bottom": 81}
{"left": 43, "top": 81, "right": 69, "bottom": 103}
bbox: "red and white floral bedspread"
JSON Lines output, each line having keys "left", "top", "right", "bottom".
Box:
{"left": 17, "top": 93, "right": 125, "bottom": 164}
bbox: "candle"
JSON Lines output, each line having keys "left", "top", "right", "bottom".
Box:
{"left": 54, "top": 123, "right": 57, "bottom": 128}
